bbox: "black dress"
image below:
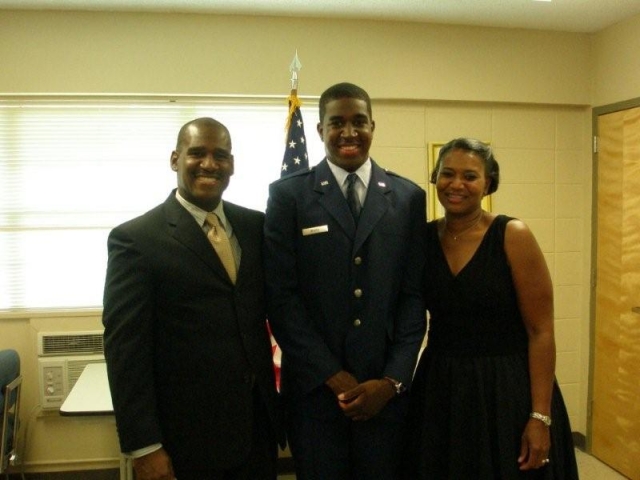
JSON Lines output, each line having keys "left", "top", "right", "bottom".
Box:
{"left": 404, "top": 215, "right": 579, "bottom": 479}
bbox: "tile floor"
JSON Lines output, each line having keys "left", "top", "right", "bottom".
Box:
{"left": 277, "top": 449, "right": 630, "bottom": 479}
{"left": 575, "top": 448, "right": 629, "bottom": 479}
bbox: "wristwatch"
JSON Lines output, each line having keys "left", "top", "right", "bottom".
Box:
{"left": 384, "top": 377, "right": 407, "bottom": 396}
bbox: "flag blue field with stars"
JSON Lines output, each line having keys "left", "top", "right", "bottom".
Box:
{"left": 281, "top": 93, "right": 309, "bottom": 178}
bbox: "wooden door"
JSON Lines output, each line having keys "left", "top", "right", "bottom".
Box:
{"left": 592, "top": 106, "right": 640, "bottom": 479}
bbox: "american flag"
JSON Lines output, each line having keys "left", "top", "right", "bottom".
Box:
{"left": 269, "top": 91, "right": 309, "bottom": 391}
{"left": 280, "top": 91, "right": 309, "bottom": 178}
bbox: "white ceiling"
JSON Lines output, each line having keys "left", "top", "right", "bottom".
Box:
{"left": 2, "top": 0, "right": 640, "bottom": 33}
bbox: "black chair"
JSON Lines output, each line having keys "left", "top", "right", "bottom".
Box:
{"left": 0, "top": 349, "right": 23, "bottom": 479}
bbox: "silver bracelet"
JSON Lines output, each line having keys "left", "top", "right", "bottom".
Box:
{"left": 530, "top": 411, "right": 552, "bottom": 427}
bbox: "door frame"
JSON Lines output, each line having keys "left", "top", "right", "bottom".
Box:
{"left": 588, "top": 95, "right": 640, "bottom": 452}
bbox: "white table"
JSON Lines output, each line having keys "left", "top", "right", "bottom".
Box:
{"left": 59, "top": 363, "right": 132, "bottom": 480}
{"left": 60, "top": 363, "right": 113, "bottom": 416}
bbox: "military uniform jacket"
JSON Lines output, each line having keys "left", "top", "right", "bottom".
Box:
{"left": 264, "top": 159, "right": 427, "bottom": 414}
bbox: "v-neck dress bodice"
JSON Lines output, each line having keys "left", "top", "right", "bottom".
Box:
{"left": 427, "top": 214, "right": 528, "bottom": 356}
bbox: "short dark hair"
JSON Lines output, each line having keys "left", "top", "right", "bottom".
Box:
{"left": 318, "top": 82, "right": 373, "bottom": 123}
{"left": 429, "top": 138, "right": 500, "bottom": 195}
{"left": 175, "top": 117, "right": 230, "bottom": 151}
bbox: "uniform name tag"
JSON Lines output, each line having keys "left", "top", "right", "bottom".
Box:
{"left": 302, "top": 225, "right": 329, "bottom": 236}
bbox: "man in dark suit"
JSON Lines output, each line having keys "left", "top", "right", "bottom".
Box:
{"left": 264, "top": 83, "right": 427, "bottom": 479}
{"left": 103, "top": 117, "right": 283, "bottom": 480}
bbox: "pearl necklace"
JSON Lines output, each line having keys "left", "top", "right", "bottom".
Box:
{"left": 444, "top": 211, "right": 483, "bottom": 241}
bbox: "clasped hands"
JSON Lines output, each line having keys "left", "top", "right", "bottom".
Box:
{"left": 326, "top": 370, "right": 395, "bottom": 422}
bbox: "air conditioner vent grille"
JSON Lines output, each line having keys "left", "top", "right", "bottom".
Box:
{"left": 41, "top": 333, "right": 104, "bottom": 356}
{"left": 67, "top": 358, "right": 104, "bottom": 389}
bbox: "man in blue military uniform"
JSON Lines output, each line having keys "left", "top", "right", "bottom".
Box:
{"left": 264, "top": 82, "right": 427, "bottom": 480}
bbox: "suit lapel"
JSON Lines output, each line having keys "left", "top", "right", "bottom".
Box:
{"left": 314, "top": 159, "right": 357, "bottom": 239}
{"left": 164, "top": 193, "right": 233, "bottom": 283}
{"left": 223, "top": 203, "right": 252, "bottom": 285}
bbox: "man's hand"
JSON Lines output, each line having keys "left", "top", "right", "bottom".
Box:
{"left": 325, "top": 370, "right": 359, "bottom": 397}
{"left": 132, "top": 448, "right": 175, "bottom": 480}
{"left": 338, "top": 379, "right": 395, "bottom": 421}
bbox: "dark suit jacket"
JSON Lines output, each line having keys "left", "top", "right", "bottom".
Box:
{"left": 103, "top": 191, "right": 283, "bottom": 472}
{"left": 264, "top": 159, "right": 426, "bottom": 416}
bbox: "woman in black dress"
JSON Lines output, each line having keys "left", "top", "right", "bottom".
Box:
{"left": 404, "top": 138, "right": 579, "bottom": 479}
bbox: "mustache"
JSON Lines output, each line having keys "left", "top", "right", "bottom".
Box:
{"left": 196, "top": 172, "right": 225, "bottom": 179}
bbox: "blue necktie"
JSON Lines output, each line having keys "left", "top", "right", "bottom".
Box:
{"left": 346, "top": 173, "right": 361, "bottom": 221}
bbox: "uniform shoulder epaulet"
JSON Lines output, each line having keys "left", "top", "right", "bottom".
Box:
{"left": 384, "top": 168, "right": 421, "bottom": 188}
{"left": 274, "top": 165, "right": 315, "bottom": 183}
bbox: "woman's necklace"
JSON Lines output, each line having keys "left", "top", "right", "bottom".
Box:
{"left": 444, "top": 210, "right": 483, "bottom": 241}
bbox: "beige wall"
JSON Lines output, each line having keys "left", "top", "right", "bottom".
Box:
{"left": 0, "top": 6, "right": 636, "bottom": 473}
{"left": 0, "top": 10, "right": 592, "bottom": 104}
{"left": 592, "top": 12, "right": 640, "bottom": 106}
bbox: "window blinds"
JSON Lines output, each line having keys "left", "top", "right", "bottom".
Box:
{"left": 0, "top": 99, "right": 322, "bottom": 311}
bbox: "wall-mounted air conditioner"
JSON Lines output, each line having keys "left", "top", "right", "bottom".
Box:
{"left": 37, "top": 331, "right": 105, "bottom": 410}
